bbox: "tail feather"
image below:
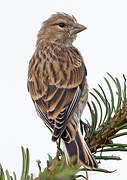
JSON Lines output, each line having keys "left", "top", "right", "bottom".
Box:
{"left": 63, "top": 131, "right": 98, "bottom": 168}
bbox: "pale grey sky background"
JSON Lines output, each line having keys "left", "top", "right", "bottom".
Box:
{"left": 0, "top": 0, "right": 127, "bottom": 179}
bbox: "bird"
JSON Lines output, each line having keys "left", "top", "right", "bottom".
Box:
{"left": 27, "top": 12, "right": 98, "bottom": 168}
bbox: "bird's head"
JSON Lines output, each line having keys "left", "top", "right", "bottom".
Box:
{"left": 37, "top": 13, "right": 87, "bottom": 46}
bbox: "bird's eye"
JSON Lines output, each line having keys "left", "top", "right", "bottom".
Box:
{"left": 58, "top": 23, "right": 65, "bottom": 28}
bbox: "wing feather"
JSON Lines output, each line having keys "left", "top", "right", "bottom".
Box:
{"left": 28, "top": 42, "right": 87, "bottom": 141}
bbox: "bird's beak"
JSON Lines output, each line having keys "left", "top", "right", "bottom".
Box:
{"left": 70, "top": 23, "right": 87, "bottom": 35}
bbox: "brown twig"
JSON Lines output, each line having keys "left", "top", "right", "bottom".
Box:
{"left": 88, "top": 99, "right": 127, "bottom": 152}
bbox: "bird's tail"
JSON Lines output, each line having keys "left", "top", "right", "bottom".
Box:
{"left": 63, "top": 131, "right": 98, "bottom": 168}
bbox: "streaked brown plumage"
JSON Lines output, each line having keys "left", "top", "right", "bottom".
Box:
{"left": 28, "top": 13, "right": 98, "bottom": 168}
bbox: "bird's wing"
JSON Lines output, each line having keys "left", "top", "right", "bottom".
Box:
{"left": 27, "top": 44, "right": 87, "bottom": 141}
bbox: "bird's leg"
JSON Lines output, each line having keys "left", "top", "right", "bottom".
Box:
{"left": 85, "top": 170, "right": 89, "bottom": 180}
{"left": 80, "top": 119, "right": 91, "bottom": 138}
{"left": 56, "top": 138, "right": 61, "bottom": 160}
